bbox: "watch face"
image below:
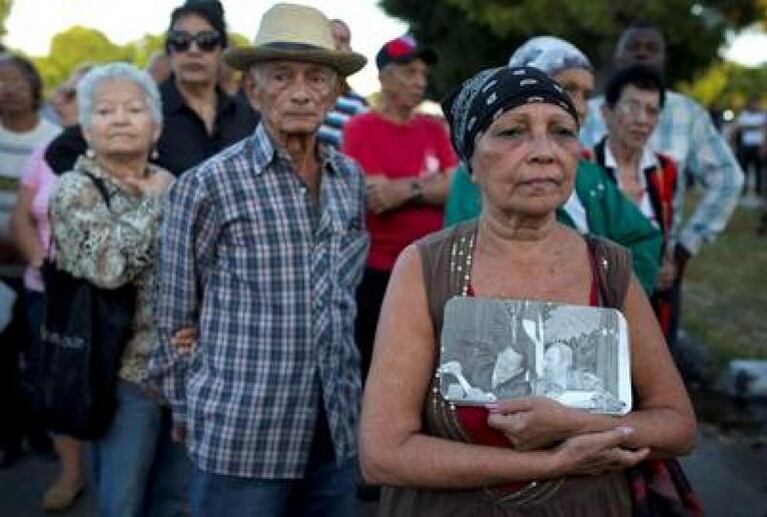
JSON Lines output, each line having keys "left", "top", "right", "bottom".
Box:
{"left": 410, "top": 180, "right": 424, "bottom": 201}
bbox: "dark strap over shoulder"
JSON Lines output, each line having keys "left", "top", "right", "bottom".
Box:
{"left": 79, "top": 171, "right": 112, "bottom": 209}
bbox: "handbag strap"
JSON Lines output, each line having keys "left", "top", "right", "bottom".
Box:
{"left": 78, "top": 170, "right": 112, "bottom": 209}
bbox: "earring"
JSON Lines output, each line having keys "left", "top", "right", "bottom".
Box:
{"left": 150, "top": 148, "right": 159, "bottom": 160}
{"left": 85, "top": 148, "right": 95, "bottom": 159}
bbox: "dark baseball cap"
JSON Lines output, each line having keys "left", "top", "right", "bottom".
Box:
{"left": 375, "top": 35, "right": 437, "bottom": 71}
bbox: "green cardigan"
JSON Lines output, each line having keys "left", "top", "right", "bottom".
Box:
{"left": 444, "top": 161, "right": 662, "bottom": 295}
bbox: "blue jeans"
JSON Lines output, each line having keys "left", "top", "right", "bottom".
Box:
{"left": 190, "top": 404, "right": 357, "bottom": 517}
{"left": 190, "top": 457, "right": 357, "bottom": 517}
{"left": 90, "top": 381, "right": 191, "bottom": 517}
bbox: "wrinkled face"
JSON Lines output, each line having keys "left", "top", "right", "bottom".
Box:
{"left": 331, "top": 21, "right": 351, "bottom": 52}
{"left": 83, "top": 79, "right": 159, "bottom": 159}
{"left": 380, "top": 58, "right": 427, "bottom": 111}
{"left": 615, "top": 28, "right": 666, "bottom": 72}
{"left": 603, "top": 84, "right": 661, "bottom": 152}
{"left": 471, "top": 103, "right": 580, "bottom": 218}
{"left": 552, "top": 68, "right": 594, "bottom": 124}
{"left": 252, "top": 60, "right": 339, "bottom": 141}
{"left": 0, "top": 61, "right": 35, "bottom": 115}
{"left": 168, "top": 13, "right": 223, "bottom": 86}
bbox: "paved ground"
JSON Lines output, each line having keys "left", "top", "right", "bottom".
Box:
{"left": 1, "top": 428, "right": 765, "bottom": 517}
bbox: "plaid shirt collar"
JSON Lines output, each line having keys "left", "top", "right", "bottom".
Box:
{"left": 252, "top": 122, "right": 342, "bottom": 178}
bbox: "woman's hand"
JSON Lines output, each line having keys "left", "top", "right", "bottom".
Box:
{"left": 121, "top": 171, "right": 173, "bottom": 197}
{"left": 553, "top": 427, "right": 649, "bottom": 476}
{"left": 171, "top": 326, "right": 197, "bottom": 355}
{"left": 487, "top": 397, "right": 585, "bottom": 451}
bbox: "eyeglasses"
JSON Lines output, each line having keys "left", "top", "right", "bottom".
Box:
{"left": 167, "top": 30, "right": 222, "bottom": 53}
{"left": 616, "top": 98, "right": 660, "bottom": 119}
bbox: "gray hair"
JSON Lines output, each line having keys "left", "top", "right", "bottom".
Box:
{"left": 77, "top": 62, "right": 163, "bottom": 128}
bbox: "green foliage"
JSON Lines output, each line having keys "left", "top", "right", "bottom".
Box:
{"left": 0, "top": 0, "right": 11, "bottom": 39}
{"left": 32, "top": 26, "right": 133, "bottom": 90}
{"left": 19, "top": 25, "right": 251, "bottom": 94}
{"left": 379, "top": 0, "right": 762, "bottom": 98}
{"left": 679, "top": 61, "right": 767, "bottom": 108}
{"left": 229, "top": 32, "right": 250, "bottom": 48}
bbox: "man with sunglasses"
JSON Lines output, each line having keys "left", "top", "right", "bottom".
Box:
{"left": 156, "top": 0, "right": 258, "bottom": 176}
{"left": 150, "top": 4, "right": 369, "bottom": 515}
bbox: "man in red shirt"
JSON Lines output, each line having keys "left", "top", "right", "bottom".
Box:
{"left": 343, "top": 35, "right": 457, "bottom": 381}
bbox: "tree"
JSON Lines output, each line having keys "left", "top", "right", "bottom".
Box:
{"left": 679, "top": 61, "right": 767, "bottom": 108}
{"left": 0, "top": 0, "right": 12, "bottom": 41}
{"left": 379, "top": 0, "right": 763, "bottom": 97}
{"left": 33, "top": 26, "right": 133, "bottom": 90}
{"left": 25, "top": 27, "right": 252, "bottom": 93}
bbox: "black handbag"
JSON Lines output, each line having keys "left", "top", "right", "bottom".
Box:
{"left": 34, "top": 171, "right": 137, "bottom": 440}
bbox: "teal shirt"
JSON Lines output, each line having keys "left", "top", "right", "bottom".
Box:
{"left": 444, "top": 161, "right": 663, "bottom": 295}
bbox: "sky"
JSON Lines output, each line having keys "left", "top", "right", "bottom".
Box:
{"left": 5, "top": 0, "right": 767, "bottom": 94}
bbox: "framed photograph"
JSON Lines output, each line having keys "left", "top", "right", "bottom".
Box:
{"left": 438, "top": 297, "right": 631, "bottom": 415}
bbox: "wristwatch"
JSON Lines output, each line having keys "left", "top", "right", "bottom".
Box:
{"left": 409, "top": 180, "right": 424, "bottom": 204}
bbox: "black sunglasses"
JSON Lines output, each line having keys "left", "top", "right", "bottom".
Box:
{"left": 167, "top": 30, "right": 222, "bottom": 53}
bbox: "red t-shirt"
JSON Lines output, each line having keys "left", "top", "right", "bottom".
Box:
{"left": 343, "top": 112, "right": 458, "bottom": 271}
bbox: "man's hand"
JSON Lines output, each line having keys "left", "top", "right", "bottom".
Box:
{"left": 171, "top": 327, "right": 197, "bottom": 355}
{"left": 366, "top": 176, "right": 410, "bottom": 215}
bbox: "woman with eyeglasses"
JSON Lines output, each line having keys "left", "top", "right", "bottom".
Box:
{"left": 156, "top": 0, "right": 258, "bottom": 176}
{"left": 594, "top": 65, "right": 679, "bottom": 339}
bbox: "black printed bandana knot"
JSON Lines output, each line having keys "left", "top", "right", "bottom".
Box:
{"left": 441, "top": 66, "right": 579, "bottom": 166}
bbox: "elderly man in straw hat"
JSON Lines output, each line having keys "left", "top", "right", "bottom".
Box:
{"left": 149, "top": 4, "right": 369, "bottom": 515}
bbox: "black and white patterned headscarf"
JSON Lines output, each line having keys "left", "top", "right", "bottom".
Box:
{"left": 441, "top": 66, "right": 579, "bottom": 167}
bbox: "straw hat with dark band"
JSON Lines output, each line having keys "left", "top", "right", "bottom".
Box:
{"left": 224, "top": 3, "right": 367, "bottom": 77}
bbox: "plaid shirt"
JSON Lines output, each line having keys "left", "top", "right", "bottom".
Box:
{"left": 581, "top": 91, "right": 744, "bottom": 254}
{"left": 148, "top": 123, "right": 369, "bottom": 478}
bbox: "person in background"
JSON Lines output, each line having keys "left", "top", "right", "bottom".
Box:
{"left": 8, "top": 62, "right": 93, "bottom": 510}
{"left": 317, "top": 19, "right": 367, "bottom": 149}
{"left": 157, "top": 0, "right": 258, "bottom": 175}
{"left": 580, "top": 22, "right": 744, "bottom": 349}
{"left": 0, "top": 54, "right": 60, "bottom": 470}
{"left": 50, "top": 63, "right": 187, "bottom": 516}
{"left": 595, "top": 65, "right": 678, "bottom": 338}
{"left": 446, "top": 36, "right": 662, "bottom": 295}
{"left": 39, "top": 64, "right": 94, "bottom": 178}
{"left": 343, "top": 34, "right": 457, "bottom": 382}
{"left": 49, "top": 63, "right": 94, "bottom": 127}
{"left": 146, "top": 51, "right": 172, "bottom": 85}
{"left": 150, "top": 5, "right": 368, "bottom": 515}
{"left": 733, "top": 96, "right": 766, "bottom": 199}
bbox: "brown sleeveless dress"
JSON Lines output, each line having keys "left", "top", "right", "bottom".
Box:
{"left": 377, "top": 221, "right": 634, "bottom": 517}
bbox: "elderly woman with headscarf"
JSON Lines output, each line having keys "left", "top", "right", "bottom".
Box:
{"left": 49, "top": 63, "right": 188, "bottom": 516}
{"left": 444, "top": 36, "right": 663, "bottom": 295}
{"left": 359, "top": 66, "right": 695, "bottom": 516}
